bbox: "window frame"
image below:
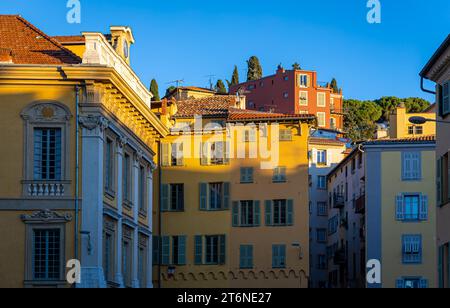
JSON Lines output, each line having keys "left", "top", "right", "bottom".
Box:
{"left": 317, "top": 92, "right": 326, "bottom": 107}
{"left": 317, "top": 112, "right": 326, "bottom": 127}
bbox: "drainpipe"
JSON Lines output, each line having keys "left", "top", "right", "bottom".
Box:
{"left": 421, "top": 76, "right": 436, "bottom": 95}
{"left": 158, "top": 142, "right": 162, "bottom": 289}
{"left": 74, "top": 85, "right": 81, "bottom": 267}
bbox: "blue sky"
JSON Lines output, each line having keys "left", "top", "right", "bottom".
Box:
{"left": 2, "top": 0, "right": 449, "bottom": 101}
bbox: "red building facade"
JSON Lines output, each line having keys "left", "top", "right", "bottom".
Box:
{"left": 230, "top": 66, "right": 344, "bottom": 131}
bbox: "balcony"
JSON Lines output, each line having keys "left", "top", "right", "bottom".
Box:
{"left": 355, "top": 194, "right": 365, "bottom": 214}
{"left": 333, "top": 248, "right": 347, "bottom": 265}
{"left": 25, "top": 181, "right": 66, "bottom": 197}
{"left": 333, "top": 194, "right": 345, "bottom": 209}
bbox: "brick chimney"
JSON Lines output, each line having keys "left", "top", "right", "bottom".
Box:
{"left": 0, "top": 48, "right": 13, "bottom": 63}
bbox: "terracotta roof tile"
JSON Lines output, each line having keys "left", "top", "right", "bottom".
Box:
{"left": 309, "top": 137, "right": 346, "bottom": 146}
{"left": 0, "top": 15, "right": 81, "bottom": 65}
{"left": 52, "top": 35, "right": 85, "bottom": 44}
{"left": 364, "top": 135, "right": 436, "bottom": 145}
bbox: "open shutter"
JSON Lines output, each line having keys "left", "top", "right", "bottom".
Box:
{"left": 420, "top": 279, "right": 428, "bottom": 289}
{"left": 178, "top": 236, "right": 187, "bottom": 265}
{"left": 194, "top": 236, "right": 203, "bottom": 265}
{"left": 219, "top": 235, "right": 226, "bottom": 265}
{"left": 396, "top": 279, "right": 405, "bottom": 289}
{"left": 232, "top": 202, "right": 240, "bottom": 227}
{"left": 224, "top": 141, "right": 230, "bottom": 164}
{"left": 176, "top": 143, "right": 184, "bottom": 166}
{"left": 223, "top": 182, "right": 230, "bottom": 210}
{"left": 152, "top": 236, "right": 160, "bottom": 265}
{"left": 200, "top": 142, "right": 210, "bottom": 166}
{"left": 437, "top": 158, "right": 443, "bottom": 206}
{"left": 161, "top": 184, "right": 170, "bottom": 212}
{"left": 161, "top": 143, "right": 170, "bottom": 167}
{"left": 254, "top": 201, "right": 261, "bottom": 226}
{"left": 396, "top": 195, "right": 404, "bottom": 221}
{"left": 287, "top": 199, "right": 294, "bottom": 226}
{"left": 200, "top": 183, "right": 208, "bottom": 210}
{"left": 403, "top": 153, "right": 411, "bottom": 180}
{"left": 265, "top": 200, "right": 273, "bottom": 226}
{"left": 161, "top": 236, "right": 170, "bottom": 265}
{"left": 420, "top": 194, "right": 429, "bottom": 221}
{"left": 312, "top": 149, "right": 318, "bottom": 165}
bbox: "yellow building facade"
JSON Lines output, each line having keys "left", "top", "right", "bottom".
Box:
{"left": 152, "top": 96, "right": 313, "bottom": 288}
{"left": 389, "top": 103, "right": 436, "bottom": 139}
{"left": 0, "top": 16, "right": 166, "bottom": 288}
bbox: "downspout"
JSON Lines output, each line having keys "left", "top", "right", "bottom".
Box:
{"left": 74, "top": 85, "right": 81, "bottom": 268}
{"left": 421, "top": 76, "right": 436, "bottom": 95}
{"left": 158, "top": 142, "right": 162, "bottom": 289}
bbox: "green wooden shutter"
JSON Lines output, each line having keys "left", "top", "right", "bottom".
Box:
{"left": 438, "top": 158, "right": 443, "bottom": 206}
{"left": 420, "top": 194, "right": 428, "bottom": 221}
{"left": 161, "top": 236, "right": 170, "bottom": 265}
{"left": 239, "top": 245, "right": 246, "bottom": 268}
{"left": 232, "top": 202, "right": 240, "bottom": 227}
{"left": 223, "top": 182, "right": 230, "bottom": 210}
{"left": 447, "top": 154, "right": 450, "bottom": 201}
{"left": 438, "top": 246, "right": 444, "bottom": 288}
{"left": 272, "top": 245, "right": 278, "bottom": 268}
{"left": 200, "top": 183, "right": 208, "bottom": 210}
{"left": 265, "top": 200, "right": 272, "bottom": 226}
{"left": 280, "top": 245, "right": 286, "bottom": 268}
{"left": 248, "top": 245, "right": 254, "bottom": 268}
{"left": 161, "top": 184, "right": 170, "bottom": 212}
{"left": 219, "top": 235, "right": 226, "bottom": 265}
{"left": 194, "top": 236, "right": 203, "bottom": 265}
{"left": 438, "top": 84, "right": 444, "bottom": 117}
{"left": 178, "top": 236, "right": 187, "bottom": 265}
{"left": 396, "top": 195, "right": 404, "bottom": 221}
{"left": 152, "top": 236, "right": 160, "bottom": 265}
{"left": 161, "top": 143, "right": 170, "bottom": 167}
{"left": 201, "top": 142, "right": 209, "bottom": 166}
{"left": 287, "top": 199, "right": 294, "bottom": 226}
{"left": 254, "top": 201, "right": 261, "bottom": 227}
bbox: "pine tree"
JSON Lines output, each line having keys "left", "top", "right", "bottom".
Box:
{"left": 215, "top": 79, "right": 227, "bottom": 94}
{"left": 247, "top": 56, "right": 263, "bottom": 81}
{"left": 165, "top": 86, "right": 176, "bottom": 98}
{"left": 231, "top": 65, "right": 239, "bottom": 86}
{"left": 150, "top": 79, "right": 160, "bottom": 101}
{"left": 330, "top": 78, "right": 339, "bottom": 94}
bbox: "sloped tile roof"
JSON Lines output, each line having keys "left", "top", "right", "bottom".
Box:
{"left": 52, "top": 35, "right": 85, "bottom": 44}
{"left": 309, "top": 137, "right": 346, "bottom": 146}
{"left": 364, "top": 135, "right": 436, "bottom": 145}
{"left": 0, "top": 15, "right": 81, "bottom": 65}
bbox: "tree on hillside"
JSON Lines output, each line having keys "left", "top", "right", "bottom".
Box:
{"left": 292, "top": 62, "right": 301, "bottom": 70}
{"left": 215, "top": 79, "right": 227, "bottom": 94}
{"left": 150, "top": 79, "right": 160, "bottom": 101}
{"left": 344, "top": 99, "right": 383, "bottom": 141}
{"left": 247, "top": 56, "right": 263, "bottom": 81}
{"left": 330, "top": 78, "right": 339, "bottom": 94}
{"left": 374, "top": 97, "right": 431, "bottom": 121}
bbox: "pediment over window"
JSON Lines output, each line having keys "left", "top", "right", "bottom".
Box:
{"left": 20, "top": 101, "right": 72, "bottom": 123}
{"left": 21, "top": 209, "right": 72, "bottom": 223}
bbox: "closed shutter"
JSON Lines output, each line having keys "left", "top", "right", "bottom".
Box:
{"left": 265, "top": 200, "right": 273, "bottom": 226}
{"left": 152, "top": 236, "right": 160, "bottom": 265}
{"left": 161, "top": 184, "right": 170, "bottom": 212}
{"left": 412, "top": 152, "right": 421, "bottom": 179}
{"left": 419, "top": 279, "right": 428, "bottom": 289}
{"left": 437, "top": 158, "right": 443, "bottom": 206}
{"left": 178, "top": 236, "right": 187, "bottom": 265}
{"left": 287, "top": 199, "right": 294, "bottom": 226}
{"left": 176, "top": 143, "right": 184, "bottom": 166}
{"left": 396, "top": 195, "right": 404, "bottom": 221}
{"left": 438, "top": 84, "right": 444, "bottom": 117}
{"left": 194, "top": 236, "right": 203, "bottom": 265}
{"left": 161, "top": 143, "right": 170, "bottom": 167}
{"left": 232, "top": 202, "right": 240, "bottom": 227}
{"left": 224, "top": 141, "right": 230, "bottom": 165}
{"left": 161, "top": 236, "right": 170, "bottom": 265}
{"left": 439, "top": 246, "right": 444, "bottom": 288}
{"left": 272, "top": 245, "right": 279, "bottom": 268}
{"left": 200, "top": 183, "right": 208, "bottom": 210}
{"left": 279, "top": 246, "right": 286, "bottom": 267}
{"left": 240, "top": 246, "right": 246, "bottom": 268}
{"left": 443, "top": 81, "right": 450, "bottom": 115}
{"left": 447, "top": 154, "right": 450, "bottom": 201}
{"left": 403, "top": 152, "right": 412, "bottom": 179}
{"left": 223, "top": 183, "right": 230, "bottom": 210}
{"left": 396, "top": 279, "right": 405, "bottom": 289}
{"left": 219, "top": 235, "right": 226, "bottom": 265}
{"left": 254, "top": 201, "right": 261, "bottom": 227}
{"left": 420, "top": 195, "right": 428, "bottom": 221}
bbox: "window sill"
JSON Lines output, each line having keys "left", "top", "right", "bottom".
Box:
{"left": 104, "top": 189, "right": 116, "bottom": 200}
{"left": 123, "top": 201, "right": 133, "bottom": 211}
{"left": 138, "top": 210, "right": 148, "bottom": 218}
{"left": 240, "top": 182, "right": 254, "bottom": 185}
{"left": 200, "top": 208, "right": 229, "bottom": 212}
{"left": 24, "top": 280, "right": 67, "bottom": 288}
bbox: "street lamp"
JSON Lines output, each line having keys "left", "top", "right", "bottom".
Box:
{"left": 409, "top": 116, "right": 450, "bottom": 125}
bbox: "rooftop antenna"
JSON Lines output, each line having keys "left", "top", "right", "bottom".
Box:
{"left": 204, "top": 75, "right": 216, "bottom": 90}
{"left": 166, "top": 79, "right": 184, "bottom": 99}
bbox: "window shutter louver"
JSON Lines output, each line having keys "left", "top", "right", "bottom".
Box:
{"left": 420, "top": 279, "right": 428, "bottom": 289}
{"left": 396, "top": 279, "right": 405, "bottom": 289}
{"left": 223, "top": 182, "right": 230, "bottom": 210}
{"left": 437, "top": 158, "right": 443, "bottom": 206}
{"left": 232, "top": 202, "right": 240, "bottom": 227}
{"left": 287, "top": 199, "right": 294, "bottom": 226}
{"left": 396, "top": 195, "right": 404, "bottom": 221}
{"left": 438, "top": 84, "right": 444, "bottom": 117}
{"left": 447, "top": 154, "right": 450, "bottom": 201}
{"left": 420, "top": 195, "right": 428, "bottom": 221}
{"left": 219, "top": 235, "right": 226, "bottom": 265}
{"left": 161, "top": 236, "right": 170, "bottom": 265}
{"left": 254, "top": 201, "right": 261, "bottom": 226}
{"left": 194, "top": 236, "right": 203, "bottom": 265}
{"left": 224, "top": 141, "right": 230, "bottom": 164}
{"left": 443, "top": 81, "right": 449, "bottom": 115}
{"left": 161, "top": 143, "right": 170, "bottom": 167}
{"left": 272, "top": 246, "right": 278, "bottom": 268}
{"left": 265, "top": 200, "right": 273, "bottom": 226}
{"left": 176, "top": 143, "right": 184, "bottom": 166}
{"left": 201, "top": 142, "right": 210, "bottom": 166}
{"left": 178, "top": 236, "right": 187, "bottom": 265}
{"left": 161, "top": 184, "right": 170, "bottom": 212}
{"left": 200, "top": 183, "right": 208, "bottom": 210}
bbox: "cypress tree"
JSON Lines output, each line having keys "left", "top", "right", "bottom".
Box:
{"left": 247, "top": 56, "right": 263, "bottom": 81}
{"left": 215, "top": 79, "right": 227, "bottom": 94}
{"left": 231, "top": 65, "right": 240, "bottom": 86}
{"left": 330, "top": 78, "right": 339, "bottom": 94}
{"left": 150, "top": 79, "right": 160, "bottom": 101}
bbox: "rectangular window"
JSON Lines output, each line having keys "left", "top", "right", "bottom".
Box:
{"left": 103, "top": 232, "right": 114, "bottom": 282}
{"left": 317, "top": 112, "right": 326, "bottom": 127}
{"left": 402, "top": 152, "right": 421, "bottom": 180}
{"left": 442, "top": 81, "right": 449, "bottom": 116}
{"left": 240, "top": 201, "right": 255, "bottom": 227}
{"left": 139, "top": 166, "right": 146, "bottom": 213}
{"left": 328, "top": 216, "right": 339, "bottom": 235}
{"left": 317, "top": 150, "right": 327, "bottom": 165}
{"left": 122, "top": 239, "right": 132, "bottom": 287}
{"left": 202, "top": 142, "right": 229, "bottom": 166}
{"left": 396, "top": 194, "right": 428, "bottom": 221}
{"left": 273, "top": 200, "right": 287, "bottom": 225}
{"left": 169, "top": 184, "right": 184, "bottom": 211}
{"left": 317, "top": 93, "right": 326, "bottom": 107}
{"left": 234, "top": 200, "right": 260, "bottom": 227}
{"left": 171, "top": 143, "right": 184, "bottom": 166}
{"left": 272, "top": 245, "right": 286, "bottom": 268}
{"left": 240, "top": 167, "right": 254, "bottom": 184}
{"left": 299, "top": 91, "right": 308, "bottom": 106}
{"left": 298, "top": 74, "right": 309, "bottom": 87}
{"left": 317, "top": 176, "right": 327, "bottom": 189}
{"left": 200, "top": 182, "right": 230, "bottom": 211}
{"left": 317, "top": 229, "right": 327, "bottom": 243}
{"left": 317, "top": 202, "right": 328, "bottom": 216}
{"left": 240, "top": 245, "right": 254, "bottom": 269}
{"left": 33, "top": 229, "right": 61, "bottom": 280}
{"left": 402, "top": 235, "right": 422, "bottom": 264}
{"left": 105, "top": 138, "right": 114, "bottom": 192}
{"left": 123, "top": 153, "right": 131, "bottom": 202}
{"left": 273, "top": 167, "right": 287, "bottom": 183}
{"left": 209, "top": 183, "right": 223, "bottom": 210}
{"left": 205, "top": 235, "right": 226, "bottom": 265}
{"left": 138, "top": 246, "right": 146, "bottom": 287}
{"left": 397, "top": 278, "right": 428, "bottom": 289}
{"left": 279, "top": 129, "right": 293, "bottom": 141}
{"left": 33, "top": 128, "right": 62, "bottom": 181}
{"left": 172, "top": 236, "right": 187, "bottom": 265}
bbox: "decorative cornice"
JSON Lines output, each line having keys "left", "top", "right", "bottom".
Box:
{"left": 21, "top": 209, "right": 72, "bottom": 223}
{"left": 117, "top": 135, "right": 129, "bottom": 148}
{"left": 79, "top": 115, "right": 109, "bottom": 131}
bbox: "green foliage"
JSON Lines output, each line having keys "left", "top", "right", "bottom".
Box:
{"left": 165, "top": 86, "right": 176, "bottom": 97}
{"left": 247, "top": 56, "right": 263, "bottom": 81}
{"left": 150, "top": 79, "right": 160, "bottom": 101}
{"left": 330, "top": 78, "right": 339, "bottom": 94}
{"left": 215, "top": 79, "right": 227, "bottom": 94}
{"left": 374, "top": 96, "right": 431, "bottom": 121}
{"left": 231, "top": 65, "right": 239, "bottom": 86}
{"left": 344, "top": 99, "right": 383, "bottom": 141}
{"left": 292, "top": 62, "right": 301, "bottom": 70}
